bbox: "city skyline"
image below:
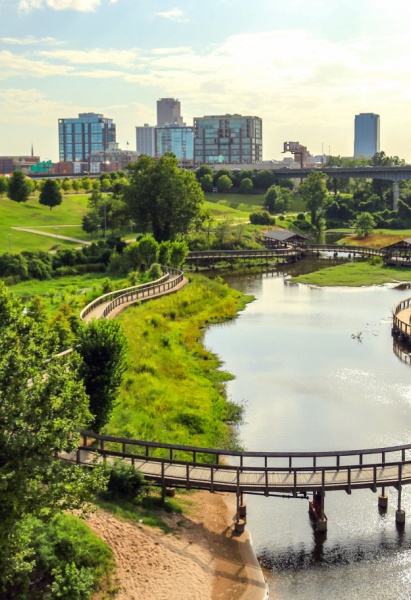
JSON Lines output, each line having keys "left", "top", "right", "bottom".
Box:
{"left": 1, "top": 0, "right": 411, "bottom": 162}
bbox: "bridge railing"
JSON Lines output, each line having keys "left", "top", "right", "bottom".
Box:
{"left": 393, "top": 296, "right": 411, "bottom": 336}
{"left": 101, "top": 267, "right": 184, "bottom": 319}
{"left": 78, "top": 429, "right": 411, "bottom": 471}
{"left": 186, "top": 249, "right": 299, "bottom": 261}
{"left": 79, "top": 268, "right": 175, "bottom": 321}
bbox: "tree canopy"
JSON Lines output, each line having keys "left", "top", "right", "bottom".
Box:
{"left": 300, "top": 171, "right": 328, "bottom": 231}
{"left": 39, "top": 178, "right": 63, "bottom": 210}
{"left": 0, "top": 283, "right": 106, "bottom": 591}
{"left": 124, "top": 154, "right": 204, "bottom": 242}
{"left": 7, "top": 170, "right": 31, "bottom": 203}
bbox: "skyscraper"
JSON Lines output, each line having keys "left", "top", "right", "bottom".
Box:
{"left": 136, "top": 124, "right": 156, "bottom": 157}
{"left": 157, "top": 98, "right": 184, "bottom": 126}
{"left": 193, "top": 114, "right": 262, "bottom": 166}
{"left": 354, "top": 113, "right": 380, "bottom": 158}
{"left": 58, "top": 113, "right": 116, "bottom": 162}
{"left": 155, "top": 125, "right": 194, "bottom": 167}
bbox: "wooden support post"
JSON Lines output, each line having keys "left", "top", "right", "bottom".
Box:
{"left": 396, "top": 464, "right": 405, "bottom": 524}
{"left": 378, "top": 486, "right": 388, "bottom": 509}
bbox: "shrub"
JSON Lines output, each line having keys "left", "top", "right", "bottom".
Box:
{"left": 368, "top": 256, "right": 383, "bottom": 266}
{"left": 101, "top": 462, "right": 145, "bottom": 500}
{"left": 148, "top": 262, "right": 163, "bottom": 280}
{"left": 249, "top": 211, "right": 275, "bottom": 225}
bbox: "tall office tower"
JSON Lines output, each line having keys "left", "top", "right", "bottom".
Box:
{"left": 155, "top": 125, "right": 194, "bottom": 167}
{"left": 354, "top": 113, "right": 380, "bottom": 158}
{"left": 193, "top": 114, "right": 263, "bottom": 166}
{"left": 136, "top": 124, "right": 156, "bottom": 157}
{"left": 157, "top": 98, "right": 184, "bottom": 126}
{"left": 58, "top": 113, "right": 116, "bottom": 162}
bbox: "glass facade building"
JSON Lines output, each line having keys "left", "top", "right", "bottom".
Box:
{"left": 193, "top": 114, "right": 262, "bottom": 167}
{"left": 155, "top": 126, "right": 193, "bottom": 163}
{"left": 354, "top": 113, "right": 380, "bottom": 158}
{"left": 58, "top": 113, "right": 116, "bottom": 162}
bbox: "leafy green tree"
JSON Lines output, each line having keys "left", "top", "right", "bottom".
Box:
{"left": 39, "top": 179, "right": 63, "bottom": 210}
{"left": 0, "top": 176, "right": 8, "bottom": 197}
{"left": 76, "top": 319, "right": 127, "bottom": 433}
{"left": 216, "top": 175, "right": 233, "bottom": 192}
{"left": 200, "top": 173, "right": 214, "bottom": 192}
{"left": 0, "top": 283, "right": 106, "bottom": 592}
{"left": 61, "top": 178, "right": 72, "bottom": 194}
{"left": 82, "top": 212, "right": 100, "bottom": 237}
{"left": 240, "top": 177, "right": 254, "bottom": 193}
{"left": 354, "top": 211, "right": 375, "bottom": 237}
{"left": 123, "top": 242, "right": 141, "bottom": 271}
{"left": 71, "top": 179, "right": 81, "bottom": 194}
{"left": 195, "top": 164, "right": 214, "bottom": 181}
{"left": 254, "top": 169, "right": 275, "bottom": 190}
{"left": 124, "top": 154, "right": 204, "bottom": 242}
{"left": 169, "top": 240, "right": 189, "bottom": 267}
{"left": 81, "top": 177, "right": 92, "bottom": 192}
{"left": 213, "top": 168, "right": 233, "bottom": 185}
{"left": 138, "top": 235, "right": 159, "bottom": 268}
{"left": 159, "top": 240, "right": 171, "bottom": 266}
{"left": 300, "top": 171, "right": 328, "bottom": 231}
{"left": 7, "top": 170, "right": 31, "bottom": 203}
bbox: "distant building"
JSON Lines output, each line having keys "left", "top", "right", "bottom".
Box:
{"left": 58, "top": 112, "right": 116, "bottom": 162}
{"left": 157, "top": 98, "right": 184, "bottom": 126}
{"left": 155, "top": 125, "right": 194, "bottom": 167}
{"left": 136, "top": 124, "right": 156, "bottom": 157}
{"left": 0, "top": 155, "right": 40, "bottom": 175}
{"left": 193, "top": 114, "right": 263, "bottom": 167}
{"left": 354, "top": 113, "right": 380, "bottom": 159}
{"left": 88, "top": 142, "right": 139, "bottom": 173}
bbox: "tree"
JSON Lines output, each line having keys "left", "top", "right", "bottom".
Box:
{"left": 0, "top": 176, "right": 8, "bottom": 197}
{"left": 216, "top": 175, "right": 232, "bottom": 192}
{"left": 39, "top": 179, "right": 63, "bottom": 210}
{"left": 240, "top": 178, "right": 254, "bottom": 193}
{"left": 354, "top": 212, "right": 375, "bottom": 238}
{"left": 254, "top": 169, "right": 275, "bottom": 190}
{"left": 195, "top": 164, "right": 214, "bottom": 181}
{"left": 0, "top": 283, "right": 106, "bottom": 591}
{"left": 200, "top": 173, "right": 214, "bottom": 192}
{"left": 7, "top": 170, "right": 31, "bottom": 203}
{"left": 61, "top": 178, "right": 72, "bottom": 194}
{"left": 76, "top": 319, "right": 127, "bottom": 433}
{"left": 124, "top": 154, "right": 204, "bottom": 242}
{"left": 82, "top": 212, "right": 100, "bottom": 237}
{"left": 169, "top": 240, "right": 189, "bottom": 267}
{"left": 71, "top": 179, "right": 81, "bottom": 193}
{"left": 138, "top": 235, "right": 159, "bottom": 269}
{"left": 300, "top": 171, "right": 328, "bottom": 231}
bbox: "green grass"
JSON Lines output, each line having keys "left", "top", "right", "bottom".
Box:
{"left": 292, "top": 261, "right": 411, "bottom": 286}
{"left": 0, "top": 194, "right": 90, "bottom": 253}
{"left": 106, "top": 274, "right": 253, "bottom": 450}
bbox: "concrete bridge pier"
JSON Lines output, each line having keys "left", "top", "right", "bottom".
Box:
{"left": 393, "top": 180, "right": 400, "bottom": 211}
{"left": 378, "top": 487, "right": 388, "bottom": 509}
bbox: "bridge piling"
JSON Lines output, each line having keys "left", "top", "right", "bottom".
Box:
{"left": 309, "top": 491, "right": 327, "bottom": 532}
{"left": 378, "top": 486, "right": 388, "bottom": 509}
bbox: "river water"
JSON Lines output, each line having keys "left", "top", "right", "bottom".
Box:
{"left": 204, "top": 262, "right": 411, "bottom": 600}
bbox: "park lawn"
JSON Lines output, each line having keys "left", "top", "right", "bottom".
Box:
{"left": 0, "top": 194, "right": 90, "bottom": 253}
{"left": 203, "top": 200, "right": 250, "bottom": 222}
{"left": 340, "top": 230, "right": 411, "bottom": 248}
{"left": 292, "top": 261, "right": 411, "bottom": 287}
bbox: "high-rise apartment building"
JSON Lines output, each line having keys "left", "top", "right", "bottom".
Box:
{"left": 354, "top": 113, "right": 380, "bottom": 158}
{"left": 58, "top": 113, "right": 116, "bottom": 162}
{"left": 193, "top": 114, "right": 262, "bottom": 166}
{"left": 155, "top": 125, "right": 194, "bottom": 167}
{"left": 136, "top": 124, "right": 156, "bottom": 157}
{"left": 157, "top": 98, "right": 184, "bottom": 126}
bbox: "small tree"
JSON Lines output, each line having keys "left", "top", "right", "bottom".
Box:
{"left": 300, "top": 171, "right": 327, "bottom": 232}
{"left": 76, "top": 319, "right": 128, "bottom": 433}
{"left": 200, "top": 174, "right": 214, "bottom": 192}
{"left": 354, "top": 212, "right": 375, "bottom": 238}
{"left": 7, "top": 170, "right": 31, "bottom": 203}
{"left": 138, "top": 235, "right": 159, "bottom": 269}
{"left": 169, "top": 240, "right": 189, "bottom": 267}
{"left": 39, "top": 179, "right": 63, "bottom": 210}
{"left": 0, "top": 176, "right": 8, "bottom": 197}
{"left": 216, "top": 175, "right": 232, "bottom": 192}
{"left": 240, "top": 178, "right": 254, "bottom": 194}
{"left": 61, "top": 178, "right": 72, "bottom": 194}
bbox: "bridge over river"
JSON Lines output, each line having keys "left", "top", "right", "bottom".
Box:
{"left": 63, "top": 270, "right": 411, "bottom": 534}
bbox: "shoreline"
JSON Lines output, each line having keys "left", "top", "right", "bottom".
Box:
{"left": 87, "top": 489, "right": 269, "bottom": 600}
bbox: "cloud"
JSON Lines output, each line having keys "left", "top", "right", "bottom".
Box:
{"left": 37, "top": 47, "right": 139, "bottom": 67}
{"left": 0, "top": 50, "right": 74, "bottom": 79}
{"left": 18, "top": 0, "right": 101, "bottom": 12}
{"left": 1, "top": 36, "right": 64, "bottom": 46}
{"left": 155, "top": 7, "right": 189, "bottom": 23}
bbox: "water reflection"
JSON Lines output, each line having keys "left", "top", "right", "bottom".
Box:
{"left": 204, "top": 267, "right": 411, "bottom": 599}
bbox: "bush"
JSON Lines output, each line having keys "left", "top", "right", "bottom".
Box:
{"left": 368, "top": 256, "right": 383, "bottom": 266}
{"left": 101, "top": 462, "right": 145, "bottom": 500}
{"left": 249, "top": 211, "right": 275, "bottom": 225}
{"left": 148, "top": 262, "right": 163, "bottom": 280}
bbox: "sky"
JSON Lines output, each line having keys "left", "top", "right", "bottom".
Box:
{"left": 1, "top": 0, "right": 411, "bottom": 162}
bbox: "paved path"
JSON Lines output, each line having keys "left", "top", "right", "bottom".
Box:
{"left": 11, "top": 226, "right": 90, "bottom": 245}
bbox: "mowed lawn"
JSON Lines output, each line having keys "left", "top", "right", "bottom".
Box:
{"left": 0, "top": 194, "right": 89, "bottom": 253}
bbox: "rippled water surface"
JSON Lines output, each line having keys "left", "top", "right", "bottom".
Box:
{"left": 204, "top": 270, "right": 411, "bottom": 600}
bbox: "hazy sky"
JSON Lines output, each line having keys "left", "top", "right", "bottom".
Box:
{"left": 1, "top": 0, "right": 410, "bottom": 162}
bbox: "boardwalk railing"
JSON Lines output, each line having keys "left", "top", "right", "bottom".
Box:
{"left": 79, "top": 267, "right": 183, "bottom": 321}
{"left": 101, "top": 267, "right": 184, "bottom": 319}
{"left": 70, "top": 429, "right": 411, "bottom": 496}
{"left": 393, "top": 296, "right": 411, "bottom": 337}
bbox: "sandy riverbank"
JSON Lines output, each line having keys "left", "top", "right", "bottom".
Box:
{"left": 87, "top": 490, "right": 269, "bottom": 600}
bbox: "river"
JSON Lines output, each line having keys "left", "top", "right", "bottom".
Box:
{"left": 204, "top": 263, "right": 411, "bottom": 600}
